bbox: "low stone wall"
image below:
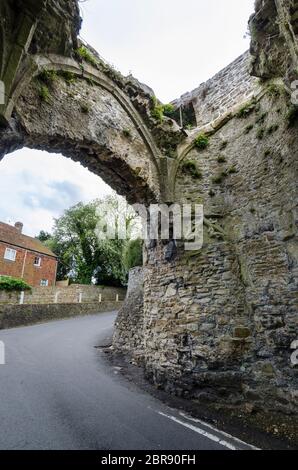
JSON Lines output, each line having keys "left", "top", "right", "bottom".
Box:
{"left": 0, "top": 301, "right": 121, "bottom": 330}
{"left": 113, "top": 267, "right": 144, "bottom": 363}
{"left": 0, "top": 284, "right": 126, "bottom": 305}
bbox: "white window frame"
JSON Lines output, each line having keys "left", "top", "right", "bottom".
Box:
{"left": 40, "top": 279, "right": 49, "bottom": 287}
{"left": 4, "top": 247, "right": 16, "bottom": 262}
{"left": 34, "top": 256, "right": 41, "bottom": 267}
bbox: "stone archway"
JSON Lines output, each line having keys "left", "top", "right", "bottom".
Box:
{"left": 0, "top": 56, "right": 162, "bottom": 205}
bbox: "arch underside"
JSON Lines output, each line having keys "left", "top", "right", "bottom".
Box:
{"left": 0, "top": 67, "right": 161, "bottom": 205}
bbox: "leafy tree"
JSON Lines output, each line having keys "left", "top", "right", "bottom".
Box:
{"left": 36, "top": 230, "right": 52, "bottom": 242}
{"left": 36, "top": 195, "right": 141, "bottom": 286}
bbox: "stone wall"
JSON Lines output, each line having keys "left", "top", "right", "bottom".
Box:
{"left": 0, "top": 301, "right": 120, "bottom": 330}
{"left": 0, "top": 285, "right": 126, "bottom": 305}
{"left": 249, "top": 0, "right": 298, "bottom": 83}
{"left": 143, "top": 86, "right": 298, "bottom": 420}
{"left": 113, "top": 267, "right": 144, "bottom": 363}
{"left": 172, "top": 52, "right": 260, "bottom": 127}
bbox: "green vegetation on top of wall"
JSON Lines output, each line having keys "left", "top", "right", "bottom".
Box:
{"left": 76, "top": 46, "right": 98, "bottom": 67}
{"left": 194, "top": 133, "right": 209, "bottom": 150}
{"left": 0, "top": 276, "right": 31, "bottom": 292}
{"left": 151, "top": 97, "right": 175, "bottom": 123}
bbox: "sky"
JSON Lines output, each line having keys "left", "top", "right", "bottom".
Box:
{"left": 0, "top": 0, "right": 255, "bottom": 237}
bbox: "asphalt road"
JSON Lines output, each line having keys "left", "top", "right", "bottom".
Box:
{"left": 0, "top": 312, "right": 257, "bottom": 450}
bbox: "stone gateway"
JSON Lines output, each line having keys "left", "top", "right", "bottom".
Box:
{"left": 0, "top": 0, "right": 297, "bottom": 436}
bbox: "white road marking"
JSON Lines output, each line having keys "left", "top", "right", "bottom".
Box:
{"left": 156, "top": 410, "right": 259, "bottom": 451}
{"left": 179, "top": 411, "right": 260, "bottom": 450}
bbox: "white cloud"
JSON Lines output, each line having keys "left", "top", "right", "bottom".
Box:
{"left": 0, "top": 149, "right": 113, "bottom": 236}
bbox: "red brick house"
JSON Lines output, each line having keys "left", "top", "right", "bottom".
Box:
{"left": 0, "top": 221, "right": 57, "bottom": 287}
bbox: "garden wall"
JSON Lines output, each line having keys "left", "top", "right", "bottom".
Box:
{"left": 0, "top": 301, "right": 121, "bottom": 330}
{"left": 0, "top": 284, "right": 126, "bottom": 305}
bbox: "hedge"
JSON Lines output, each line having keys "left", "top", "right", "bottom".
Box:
{"left": 0, "top": 276, "right": 32, "bottom": 292}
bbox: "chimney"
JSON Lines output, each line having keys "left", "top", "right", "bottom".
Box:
{"left": 14, "top": 222, "right": 23, "bottom": 233}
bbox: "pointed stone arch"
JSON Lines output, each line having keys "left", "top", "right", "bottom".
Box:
{"left": 0, "top": 56, "right": 163, "bottom": 204}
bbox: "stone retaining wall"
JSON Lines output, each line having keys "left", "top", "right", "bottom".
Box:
{"left": 0, "top": 301, "right": 121, "bottom": 330}
{"left": 113, "top": 267, "right": 144, "bottom": 363}
{"left": 0, "top": 284, "right": 126, "bottom": 305}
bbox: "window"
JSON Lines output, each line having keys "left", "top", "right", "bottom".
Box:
{"left": 40, "top": 279, "right": 48, "bottom": 287}
{"left": 34, "top": 256, "right": 41, "bottom": 267}
{"left": 4, "top": 248, "right": 16, "bottom": 261}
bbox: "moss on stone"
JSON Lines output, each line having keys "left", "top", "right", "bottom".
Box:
{"left": 266, "top": 83, "right": 284, "bottom": 99}
{"left": 256, "top": 127, "right": 265, "bottom": 140}
{"left": 236, "top": 99, "right": 257, "bottom": 118}
{"left": 80, "top": 103, "right": 90, "bottom": 114}
{"left": 220, "top": 140, "right": 228, "bottom": 150}
{"left": 182, "top": 160, "right": 203, "bottom": 179}
{"left": 267, "top": 124, "right": 279, "bottom": 134}
{"left": 38, "top": 84, "right": 50, "bottom": 103}
{"left": 228, "top": 165, "right": 237, "bottom": 174}
{"left": 37, "top": 69, "right": 57, "bottom": 86}
{"left": 212, "top": 171, "right": 227, "bottom": 184}
{"left": 286, "top": 105, "right": 298, "bottom": 127}
{"left": 123, "top": 128, "right": 132, "bottom": 139}
{"left": 217, "top": 156, "right": 226, "bottom": 163}
{"left": 255, "top": 112, "right": 268, "bottom": 124}
{"left": 244, "top": 124, "right": 254, "bottom": 134}
{"left": 194, "top": 133, "right": 209, "bottom": 150}
{"left": 57, "top": 70, "right": 76, "bottom": 85}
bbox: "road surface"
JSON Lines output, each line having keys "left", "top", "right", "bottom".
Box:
{"left": 0, "top": 312, "right": 257, "bottom": 450}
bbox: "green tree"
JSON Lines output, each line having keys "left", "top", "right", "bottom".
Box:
{"left": 36, "top": 195, "right": 140, "bottom": 286}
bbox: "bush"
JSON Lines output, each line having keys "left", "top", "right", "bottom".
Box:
{"left": 123, "top": 239, "right": 143, "bottom": 271}
{"left": 0, "top": 276, "right": 31, "bottom": 292}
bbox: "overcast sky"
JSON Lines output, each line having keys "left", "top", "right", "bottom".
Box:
{"left": 0, "top": 0, "right": 255, "bottom": 237}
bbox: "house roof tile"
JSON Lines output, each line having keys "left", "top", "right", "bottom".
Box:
{"left": 0, "top": 222, "right": 57, "bottom": 258}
